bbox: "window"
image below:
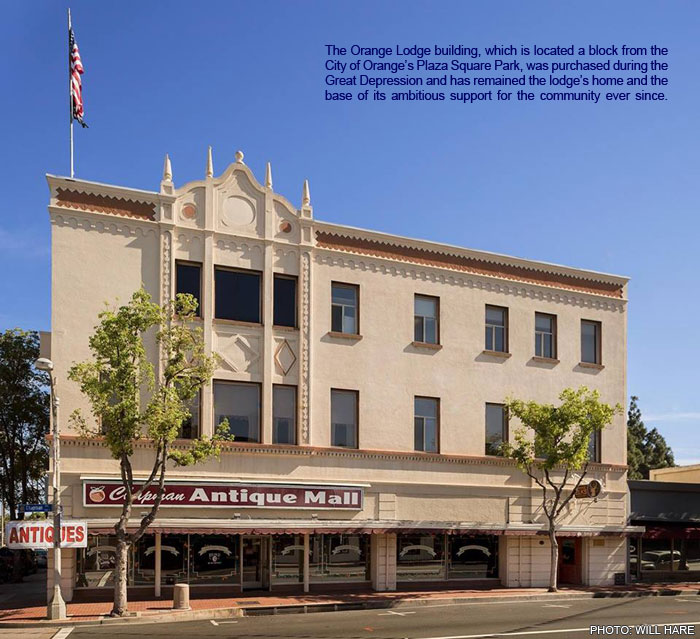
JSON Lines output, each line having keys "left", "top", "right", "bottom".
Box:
{"left": 588, "top": 430, "right": 601, "bottom": 462}
{"left": 485, "top": 403, "right": 507, "bottom": 455}
{"left": 581, "top": 320, "right": 602, "bottom": 364}
{"left": 214, "top": 267, "right": 261, "bottom": 323}
{"left": 414, "top": 397, "right": 439, "bottom": 452}
{"left": 273, "top": 385, "right": 297, "bottom": 444}
{"left": 535, "top": 313, "right": 557, "bottom": 359}
{"left": 331, "top": 283, "right": 358, "bottom": 334}
{"left": 331, "top": 389, "right": 358, "bottom": 448}
{"left": 485, "top": 306, "right": 508, "bottom": 352}
{"left": 175, "top": 262, "right": 202, "bottom": 316}
{"left": 213, "top": 381, "right": 260, "bottom": 442}
{"left": 274, "top": 275, "right": 297, "bottom": 328}
{"left": 414, "top": 295, "right": 439, "bottom": 344}
{"left": 448, "top": 534, "right": 499, "bottom": 579}
{"left": 178, "top": 392, "right": 200, "bottom": 439}
{"left": 397, "top": 533, "right": 445, "bottom": 581}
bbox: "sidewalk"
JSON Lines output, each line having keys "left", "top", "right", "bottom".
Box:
{"left": 1, "top": 581, "right": 699, "bottom": 628}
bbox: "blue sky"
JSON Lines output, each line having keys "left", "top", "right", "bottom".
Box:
{"left": 2, "top": 1, "right": 699, "bottom": 463}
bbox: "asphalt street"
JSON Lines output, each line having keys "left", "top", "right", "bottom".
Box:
{"left": 9, "top": 595, "right": 700, "bottom": 639}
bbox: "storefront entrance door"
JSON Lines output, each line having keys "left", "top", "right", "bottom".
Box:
{"left": 241, "top": 536, "right": 270, "bottom": 590}
{"left": 557, "top": 538, "right": 582, "bottom": 585}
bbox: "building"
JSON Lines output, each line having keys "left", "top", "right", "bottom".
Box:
{"left": 629, "top": 480, "right": 700, "bottom": 581}
{"left": 45, "top": 150, "right": 637, "bottom": 601}
{"left": 650, "top": 465, "right": 700, "bottom": 483}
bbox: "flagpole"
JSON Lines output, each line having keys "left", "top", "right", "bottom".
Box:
{"left": 68, "top": 8, "right": 74, "bottom": 178}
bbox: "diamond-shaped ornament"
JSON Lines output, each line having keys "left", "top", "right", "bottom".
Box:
{"left": 274, "top": 340, "right": 297, "bottom": 375}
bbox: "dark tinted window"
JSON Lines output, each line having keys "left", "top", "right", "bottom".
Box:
{"left": 331, "top": 389, "right": 358, "bottom": 448}
{"left": 178, "top": 392, "right": 200, "bottom": 439}
{"left": 274, "top": 275, "right": 297, "bottom": 328}
{"left": 214, "top": 268, "right": 261, "bottom": 323}
{"left": 485, "top": 403, "right": 507, "bottom": 455}
{"left": 214, "top": 381, "right": 260, "bottom": 442}
{"left": 273, "top": 385, "right": 297, "bottom": 444}
{"left": 176, "top": 262, "right": 202, "bottom": 316}
{"left": 581, "top": 320, "right": 601, "bottom": 364}
{"left": 588, "top": 430, "right": 601, "bottom": 462}
{"left": 414, "top": 397, "right": 439, "bottom": 452}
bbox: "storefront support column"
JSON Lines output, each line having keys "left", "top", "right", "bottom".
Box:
{"left": 303, "top": 533, "right": 310, "bottom": 593}
{"left": 154, "top": 532, "right": 162, "bottom": 598}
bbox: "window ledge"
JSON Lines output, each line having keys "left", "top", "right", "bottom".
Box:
{"left": 411, "top": 341, "right": 442, "bottom": 351}
{"left": 213, "top": 318, "right": 263, "bottom": 329}
{"left": 578, "top": 361, "right": 605, "bottom": 370}
{"left": 482, "top": 350, "right": 511, "bottom": 359}
{"left": 531, "top": 356, "right": 560, "bottom": 365}
{"left": 327, "top": 331, "right": 363, "bottom": 341}
{"left": 273, "top": 325, "right": 299, "bottom": 332}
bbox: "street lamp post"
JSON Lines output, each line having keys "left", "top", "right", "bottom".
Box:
{"left": 35, "top": 358, "right": 66, "bottom": 620}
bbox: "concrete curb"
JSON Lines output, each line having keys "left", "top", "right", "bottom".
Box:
{"left": 1, "top": 588, "right": 698, "bottom": 628}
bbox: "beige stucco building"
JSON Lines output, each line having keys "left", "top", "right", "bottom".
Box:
{"left": 45, "top": 150, "right": 637, "bottom": 601}
{"left": 650, "top": 465, "right": 700, "bottom": 483}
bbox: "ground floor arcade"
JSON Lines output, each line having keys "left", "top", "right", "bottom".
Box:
{"left": 51, "top": 526, "right": 631, "bottom": 601}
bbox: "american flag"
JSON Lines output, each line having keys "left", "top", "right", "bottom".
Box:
{"left": 69, "top": 26, "right": 87, "bottom": 128}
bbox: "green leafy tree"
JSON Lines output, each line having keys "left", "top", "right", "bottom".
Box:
{"left": 69, "top": 289, "right": 228, "bottom": 617}
{"left": 502, "top": 387, "right": 622, "bottom": 592}
{"left": 627, "top": 396, "right": 675, "bottom": 479}
{"left": 0, "top": 330, "right": 49, "bottom": 521}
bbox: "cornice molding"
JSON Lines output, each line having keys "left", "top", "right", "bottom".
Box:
{"left": 314, "top": 250, "right": 626, "bottom": 312}
{"left": 314, "top": 224, "right": 628, "bottom": 290}
{"left": 315, "top": 230, "right": 625, "bottom": 301}
{"left": 54, "top": 187, "right": 156, "bottom": 220}
{"left": 49, "top": 209, "right": 158, "bottom": 238}
{"left": 53, "top": 435, "right": 627, "bottom": 474}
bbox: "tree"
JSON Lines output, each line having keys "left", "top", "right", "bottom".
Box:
{"left": 0, "top": 330, "right": 49, "bottom": 522}
{"left": 502, "top": 387, "right": 622, "bottom": 592}
{"left": 69, "top": 290, "right": 228, "bottom": 616}
{"left": 627, "top": 396, "right": 675, "bottom": 479}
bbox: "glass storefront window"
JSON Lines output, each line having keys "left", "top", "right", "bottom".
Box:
{"left": 272, "top": 534, "right": 305, "bottom": 584}
{"left": 310, "top": 534, "right": 370, "bottom": 582}
{"left": 397, "top": 534, "right": 446, "bottom": 581}
{"left": 76, "top": 534, "right": 118, "bottom": 588}
{"left": 640, "top": 538, "right": 676, "bottom": 572}
{"left": 134, "top": 534, "right": 188, "bottom": 585}
{"left": 190, "top": 535, "right": 239, "bottom": 584}
{"left": 678, "top": 539, "right": 700, "bottom": 572}
{"left": 448, "top": 535, "right": 498, "bottom": 579}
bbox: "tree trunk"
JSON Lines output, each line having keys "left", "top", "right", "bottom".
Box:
{"left": 548, "top": 526, "right": 559, "bottom": 593}
{"left": 111, "top": 536, "right": 130, "bottom": 617}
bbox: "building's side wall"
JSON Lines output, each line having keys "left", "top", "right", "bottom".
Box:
{"left": 50, "top": 212, "right": 161, "bottom": 434}
{"left": 649, "top": 466, "right": 700, "bottom": 483}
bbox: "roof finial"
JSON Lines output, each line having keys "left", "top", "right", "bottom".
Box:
{"left": 302, "top": 179, "right": 311, "bottom": 207}
{"left": 265, "top": 162, "right": 273, "bottom": 189}
{"left": 235, "top": 150, "right": 245, "bottom": 164}
{"left": 162, "top": 154, "right": 172, "bottom": 182}
{"left": 206, "top": 146, "right": 213, "bottom": 178}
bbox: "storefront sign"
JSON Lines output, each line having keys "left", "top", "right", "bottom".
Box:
{"left": 83, "top": 481, "right": 363, "bottom": 510}
{"left": 6, "top": 520, "right": 88, "bottom": 549}
{"left": 575, "top": 480, "right": 603, "bottom": 499}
